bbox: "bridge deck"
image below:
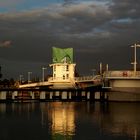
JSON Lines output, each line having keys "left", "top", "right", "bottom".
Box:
{"left": 19, "top": 75, "right": 102, "bottom": 89}
{"left": 19, "top": 81, "right": 53, "bottom": 88}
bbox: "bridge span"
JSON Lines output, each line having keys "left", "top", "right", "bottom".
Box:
{"left": 19, "top": 75, "right": 102, "bottom": 89}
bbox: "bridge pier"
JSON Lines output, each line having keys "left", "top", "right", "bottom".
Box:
{"left": 0, "top": 91, "right": 7, "bottom": 100}
{"left": 81, "top": 91, "right": 85, "bottom": 100}
{"left": 30, "top": 91, "right": 35, "bottom": 100}
{"left": 49, "top": 92, "right": 53, "bottom": 100}
{"left": 68, "top": 91, "right": 72, "bottom": 100}
{"left": 61, "top": 91, "right": 67, "bottom": 100}
{"left": 40, "top": 91, "right": 46, "bottom": 100}
{"left": 12, "top": 91, "right": 18, "bottom": 100}
{"left": 0, "top": 84, "right": 105, "bottom": 102}
{"left": 34, "top": 92, "right": 40, "bottom": 100}
{"left": 45, "top": 91, "right": 50, "bottom": 100}
{"left": 95, "top": 92, "right": 100, "bottom": 100}
{"left": 105, "top": 92, "right": 108, "bottom": 101}
{"left": 86, "top": 91, "right": 90, "bottom": 100}
{"left": 52, "top": 91, "right": 61, "bottom": 100}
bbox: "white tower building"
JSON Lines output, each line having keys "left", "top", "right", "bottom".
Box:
{"left": 49, "top": 47, "right": 76, "bottom": 88}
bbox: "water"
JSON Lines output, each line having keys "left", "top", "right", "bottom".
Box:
{"left": 0, "top": 101, "right": 139, "bottom": 140}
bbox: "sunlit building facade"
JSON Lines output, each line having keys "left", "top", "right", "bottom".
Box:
{"left": 49, "top": 47, "right": 76, "bottom": 88}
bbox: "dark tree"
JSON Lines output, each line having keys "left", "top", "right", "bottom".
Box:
{"left": 0, "top": 66, "right": 2, "bottom": 78}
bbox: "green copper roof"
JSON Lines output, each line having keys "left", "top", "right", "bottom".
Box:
{"left": 52, "top": 47, "right": 73, "bottom": 63}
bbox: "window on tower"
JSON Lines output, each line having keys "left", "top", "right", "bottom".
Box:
{"left": 66, "top": 65, "right": 69, "bottom": 71}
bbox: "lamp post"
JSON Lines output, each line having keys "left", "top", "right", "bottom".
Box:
{"left": 99, "top": 62, "right": 102, "bottom": 75}
{"left": 106, "top": 64, "right": 109, "bottom": 71}
{"left": 91, "top": 69, "right": 96, "bottom": 77}
{"left": 42, "top": 67, "right": 47, "bottom": 82}
{"left": 131, "top": 43, "right": 140, "bottom": 76}
{"left": 19, "top": 75, "right": 23, "bottom": 84}
{"left": 28, "top": 72, "right": 32, "bottom": 83}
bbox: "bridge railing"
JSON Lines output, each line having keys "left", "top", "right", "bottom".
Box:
{"left": 48, "top": 77, "right": 71, "bottom": 82}
{"left": 48, "top": 75, "right": 102, "bottom": 83}
{"left": 75, "top": 75, "right": 101, "bottom": 82}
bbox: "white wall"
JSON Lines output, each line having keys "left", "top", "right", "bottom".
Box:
{"left": 49, "top": 63, "right": 76, "bottom": 82}
{"left": 110, "top": 79, "right": 140, "bottom": 87}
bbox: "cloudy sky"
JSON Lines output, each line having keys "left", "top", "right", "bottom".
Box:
{"left": 0, "top": 0, "right": 140, "bottom": 80}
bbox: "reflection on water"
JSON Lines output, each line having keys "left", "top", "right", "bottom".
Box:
{"left": 91, "top": 102, "right": 140, "bottom": 140}
{"left": 0, "top": 101, "right": 139, "bottom": 139}
{"left": 40, "top": 102, "right": 75, "bottom": 139}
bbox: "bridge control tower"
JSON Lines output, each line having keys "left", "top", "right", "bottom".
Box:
{"left": 49, "top": 47, "right": 76, "bottom": 88}
{"left": 19, "top": 47, "right": 102, "bottom": 89}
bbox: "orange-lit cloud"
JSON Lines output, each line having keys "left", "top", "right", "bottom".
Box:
{"left": 0, "top": 40, "right": 12, "bottom": 48}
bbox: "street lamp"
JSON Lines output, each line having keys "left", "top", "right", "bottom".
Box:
{"left": 131, "top": 43, "right": 140, "bottom": 76}
{"left": 42, "top": 67, "right": 47, "bottom": 82}
{"left": 106, "top": 64, "right": 109, "bottom": 71}
{"left": 19, "top": 75, "right": 23, "bottom": 84}
{"left": 91, "top": 69, "right": 96, "bottom": 76}
{"left": 99, "top": 62, "right": 102, "bottom": 75}
{"left": 28, "top": 72, "right": 32, "bottom": 83}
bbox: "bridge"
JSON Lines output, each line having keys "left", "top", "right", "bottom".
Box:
{"left": 19, "top": 75, "right": 102, "bottom": 89}
{"left": 0, "top": 75, "right": 107, "bottom": 102}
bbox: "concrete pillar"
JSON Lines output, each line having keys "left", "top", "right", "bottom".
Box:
{"left": 50, "top": 92, "right": 53, "bottom": 99}
{"left": 81, "top": 91, "right": 86, "bottom": 100}
{"left": 104, "top": 92, "right": 108, "bottom": 100}
{"left": 69, "top": 91, "right": 72, "bottom": 99}
{"left": 87, "top": 91, "right": 90, "bottom": 100}
{"left": 52, "top": 91, "right": 61, "bottom": 100}
{"left": 0, "top": 91, "right": 6, "bottom": 100}
{"left": 12, "top": 91, "right": 18, "bottom": 100}
{"left": 30, "top": 91, "right": 35, "bottom": 100}
{"left": 40, "top": 91, "right": 46, "bottom": 100}
{"left": 95, "top": 92, "right": 100, "bottom": 100}
{"left": 62, "top": 91, "right": 67, "bottom": 100}
{"left": 55, "top": 91, "right": 59, "bottom": 96}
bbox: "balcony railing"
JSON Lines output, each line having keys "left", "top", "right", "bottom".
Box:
{"left": 48, "top": 75, "right": 102, "bottom": 83}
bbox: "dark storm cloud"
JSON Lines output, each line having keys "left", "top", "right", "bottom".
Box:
{"left": 109, "top": 0, "right": 140, "bottom": 19}
{"left": 0, "top": 2, "right": 112, "bottom": 60}
{"left": 0, "top": 0, "right": 140, "bottom": 78}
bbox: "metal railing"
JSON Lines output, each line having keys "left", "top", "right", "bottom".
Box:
{"left": 75, "top": 75, "right": 101, "bottom": 82}
{"left": 48, "top": 77, "right": 71, "bottom": 82}
{"left": 48, "top": 75, "right": 102, "bottom": 83}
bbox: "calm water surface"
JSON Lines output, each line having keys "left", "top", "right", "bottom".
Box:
{"left": 0, "top": 101, "right": 139, "bottom": 140}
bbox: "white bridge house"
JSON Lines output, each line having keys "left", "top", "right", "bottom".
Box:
{"left": 49, "top": 63, "right": 76, "bottom": 83}
{"left": 47, "top": 47, "right": 77, "bottom": 88}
